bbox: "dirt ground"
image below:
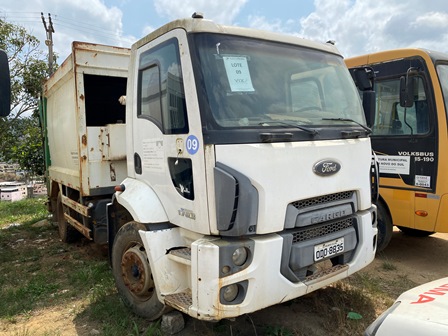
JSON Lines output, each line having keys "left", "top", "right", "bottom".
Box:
{"left": 374, "top": 229, "right": 448, "bottom": 285}
{"left": 2, "top": 227, "right": 448, "bottom": 336}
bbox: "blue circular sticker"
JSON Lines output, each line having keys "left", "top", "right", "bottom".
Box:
{"left": 186, "top": 135, "right": 199, "bottom": 155}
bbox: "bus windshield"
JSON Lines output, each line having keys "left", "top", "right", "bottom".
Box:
{"left": 191, "top": 33, "right": 366, "bottom": 131}
{"left": 436, "top": 64, "right": 448, "bottom": 118}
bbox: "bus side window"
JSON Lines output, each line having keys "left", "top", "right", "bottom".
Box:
{"left": 374, "top": 77, "right": 429, "bottom": 136}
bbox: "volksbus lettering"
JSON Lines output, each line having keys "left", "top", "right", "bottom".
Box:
{"left": 398, "top": 151, "right": 434, "bottom": 157}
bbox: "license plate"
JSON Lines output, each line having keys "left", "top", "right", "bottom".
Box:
{"left": 314, "top": 237, "right": 344, "bottom": 261}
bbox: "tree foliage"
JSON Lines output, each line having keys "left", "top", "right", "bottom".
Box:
{"left": 4, "top": 117, "right": 44, "bottom": 176}
{"left": 0, "top": 19, "right": 49, "bottom": 119}
{"left": 0, "top": 19, "right": 53, "bottom": 177}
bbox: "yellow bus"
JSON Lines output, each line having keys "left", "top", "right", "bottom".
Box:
{"left": 346, "top": 49, "right": 448, "bottom": 251}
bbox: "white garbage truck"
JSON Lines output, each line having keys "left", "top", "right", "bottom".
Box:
{"left": 39, "top": 13, "right": 378, "bottom": 321}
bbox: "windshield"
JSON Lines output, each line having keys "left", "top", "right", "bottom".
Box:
{"left": 191, "top": 33, "right": 365, "bottom": 132}
{"left": 436, "top": 64, "right": 448, "bottom": 117}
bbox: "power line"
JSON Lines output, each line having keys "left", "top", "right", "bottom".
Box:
{"left": 2, "top": 10, "right": 126, "bottom": 45}
{"left": 0, "top": 11, "right": 40, "bottom": 14}
{"left": 0, "top": 11, "right": 40, "bottom": 19}
{"left": 0, "top": 11, "right": 42, "bottom": 26}
{"left": 2, "top": 11, "right": 120, "bottom": 36}
{"left": 53, "top": 14, "right": 119, "bottom": 35}
{"left": 2, "top": 10, "right": 130, "bottom": 62}
{"left": 52, "top": 19, "right": 121, "bottom": 41}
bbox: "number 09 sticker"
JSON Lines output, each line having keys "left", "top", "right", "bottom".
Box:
{"left": 186, "top": 135, "right": 199, "bottom": 155}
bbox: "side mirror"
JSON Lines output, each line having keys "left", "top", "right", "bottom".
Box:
{"left": 0, "top": 50, "right": 11, "bottom": 117}
{"left": 349, "top": 66, "right": 376, "bottom": 128}
{"left": 399, "top": 69, "right": 417, "bottom": 108}
{"left": 351, "top": 67, "right": 374, "bottom": 91}
{"left": 362, "top": 90, "right": 376, "bottom": 128}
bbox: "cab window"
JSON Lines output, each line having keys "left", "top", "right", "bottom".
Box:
{"left": 138, "top": 38, "right": 189, "bottom": 134}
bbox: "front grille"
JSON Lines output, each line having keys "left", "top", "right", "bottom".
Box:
{"left": 292, "top": 218, "right": 354, "bottom": 243}
{"left": 291, "top": 191, "right": 354, "bottom": 210}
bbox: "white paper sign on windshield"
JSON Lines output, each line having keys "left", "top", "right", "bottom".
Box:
{"left": 223, "top": 56, "right": 255, "bottom": 92}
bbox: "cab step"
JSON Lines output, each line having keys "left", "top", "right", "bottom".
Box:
{"left": 167, "top": 247, "right": 191, "bottom": 265}
{"left": 304, "top": 264, "right": 348, "bottom": 285}
{"left": 164, "top": 289, "right": 192, "bottom": 313}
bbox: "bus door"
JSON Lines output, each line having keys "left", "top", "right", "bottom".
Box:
{"left": 370, "top": 57, "right": 437, "bottom": 230}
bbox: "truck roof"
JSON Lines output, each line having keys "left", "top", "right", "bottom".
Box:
{"left": 133, "top": 15, "right": 342, "bottom": 57}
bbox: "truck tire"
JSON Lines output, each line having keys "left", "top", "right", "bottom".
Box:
{"left": 111, "top": 221, "right": 167, "bottom": 320}
{"left": 56, "top": 193, "right": 80, "bottom": 243}
{"left": 397, "top": 226, "right": 435, "bottom": 237}
{"left": 376, "top": 201, "right": 393, "bottom": 252}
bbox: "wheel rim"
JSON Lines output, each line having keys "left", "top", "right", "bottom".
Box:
{"left": 121, "top": 244, "right": 154, "bottom": 300}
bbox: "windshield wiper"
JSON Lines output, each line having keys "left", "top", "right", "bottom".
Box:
{"left": 322, "top": 118, "right": 372, "bottom": 134}
{"left": 260, "top": 121, "right": 319, "bottom": 136}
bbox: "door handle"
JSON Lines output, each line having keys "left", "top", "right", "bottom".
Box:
{"left": 134, "top": 153, "right": 142, "bottom": 175}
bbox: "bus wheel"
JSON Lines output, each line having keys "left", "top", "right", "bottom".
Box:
{"left": 397, "top": 226, "right": 435, "bottom": 237}
{"left": 111, "top": 221, "right": 167, "bottom": 320}
{"left": 56, "top": 193, "right": 80, "bottom": 243}
{"left": 376, "top": 202, "right": 393, "bottom": 252}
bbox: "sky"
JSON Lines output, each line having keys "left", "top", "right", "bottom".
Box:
{"left": 2, "top": 0, "right": 448, "bottom": 64}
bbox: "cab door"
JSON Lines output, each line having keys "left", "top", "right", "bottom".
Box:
{"left": 131, "top": 29, "right": 210, "bottom": 234}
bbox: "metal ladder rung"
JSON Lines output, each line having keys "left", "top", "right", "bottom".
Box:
{"left": 304, "top": 264, "right": 348, "bottom": 285}
{"left": 167, "top": 247, "right": 191, "bottom": 265}
{"left": 164, "top": 289, "right": 192, "bottom": 313}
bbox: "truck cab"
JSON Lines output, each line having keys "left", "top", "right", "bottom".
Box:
{"left": 109, "top": 15, "right": 377, "bottom": 320}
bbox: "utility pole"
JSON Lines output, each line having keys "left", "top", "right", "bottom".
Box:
{"left": 41, "top": 12, "right": 55, "bottom": 76}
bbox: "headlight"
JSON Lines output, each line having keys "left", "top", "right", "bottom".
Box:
{"left": 217, "top": 240, "right": 253, "bottom": 278}
{"left": 222, "top": 284, "right": 239, "bottom": 302}
{"left": 232, "top": 247, "right": 248, "bottom": 266}
{"left": 219, "top": 280, "right": 248, "bottom": 305}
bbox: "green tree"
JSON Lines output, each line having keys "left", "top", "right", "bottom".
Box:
{"left": 7, "top": 117, "right": 44, "bottom": 176}
{"left": 0, "top": 19, "right": 53, "bottom": 177}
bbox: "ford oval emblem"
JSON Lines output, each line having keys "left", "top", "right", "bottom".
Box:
{"left": 313, "top": 159, "right": 341, "bottom": 176}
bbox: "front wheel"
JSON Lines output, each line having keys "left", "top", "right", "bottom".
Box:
{"left": 397, "top": 226, "right": 435, "bottom": 237}
{"left": 111, "top": 221, "right": 166, "bottom": 320}
{"left": 376, "top": 201, "right": 393, "bottom": 252}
